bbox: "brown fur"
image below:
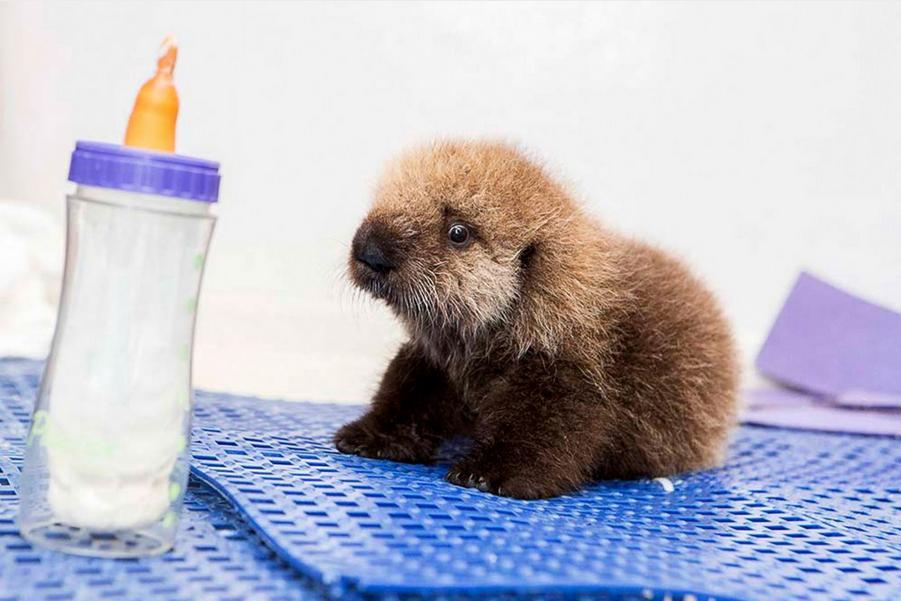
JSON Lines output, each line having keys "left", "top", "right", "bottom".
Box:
{"left": 335, "top": 140, "right": 739, "bottom": 499}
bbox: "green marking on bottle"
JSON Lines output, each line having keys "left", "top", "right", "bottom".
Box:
{"left": 27, "top": 410, "right": 48, "bottom": 445}
{"left": 177, "top": 435, "right": 187, "bottom": 452}
{"left": 169, "top": 482, "right": 182, "bottom": 501}
{"left": 180, "top": 344, "right": 190, "bottom": 361}
{"left": 193, "top": 253, "right": 205, "bottom": 271}
{"left": 186, "top": 297, "right": 197, "bottom": 313}
{"left": 162, "top": 511, "right": 177, "bottom": 529}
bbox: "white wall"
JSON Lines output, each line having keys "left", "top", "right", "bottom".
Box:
{"left": 1, "top": 2, "right": 899, "bottom": 402}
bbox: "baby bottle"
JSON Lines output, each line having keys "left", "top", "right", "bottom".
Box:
{"left": 18, "top": 39, "right": 220, "bottom": 557}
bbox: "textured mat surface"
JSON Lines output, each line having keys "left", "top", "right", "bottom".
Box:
{"left": 3, "top": 358, "right": 901, "bottom": 601}
{"left": 188, "top": 401, "right": 901, "bottom": 601}
{"left": 0, "top": 361, "right": 322, "bottom": 601}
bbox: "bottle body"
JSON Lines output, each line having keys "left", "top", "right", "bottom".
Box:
{"left": 18, "top": 185, "right": 215, "bottom": 557}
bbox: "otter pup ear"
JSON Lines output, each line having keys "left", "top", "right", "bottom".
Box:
{"left": 518, "top": 243, "right": 537, "bottom": 270}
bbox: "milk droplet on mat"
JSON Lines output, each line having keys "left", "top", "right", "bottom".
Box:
{"left": 653, "top": 477, "right": 675, "bottom": 493}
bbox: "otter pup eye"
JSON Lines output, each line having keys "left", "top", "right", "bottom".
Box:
{"left": 448, "top": 224, "right": 470, "bottom": 246}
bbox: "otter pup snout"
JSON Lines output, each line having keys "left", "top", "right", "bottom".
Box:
{"left": 352, "top": 222, "right": 399, "bottom": 275}
{"left": 336, "top": 140, "right": 739, "bottom": 499}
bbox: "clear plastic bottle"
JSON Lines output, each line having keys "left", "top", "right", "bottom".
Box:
{"left": 18, "top": 141, "right": 220, "bottom": 557}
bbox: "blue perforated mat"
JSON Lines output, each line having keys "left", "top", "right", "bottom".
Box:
{"left": 2, "top": 358, "right": 900, "bottom": 601}
{"left": 188, "top": 403, "right": 901, "bottom": 600}
{"left": 0, "top": 361, "right": 326, "bottom": 601}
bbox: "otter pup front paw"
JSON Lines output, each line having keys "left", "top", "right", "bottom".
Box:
{"left": 334, "top": 418, "right": 437, "bottom": 464}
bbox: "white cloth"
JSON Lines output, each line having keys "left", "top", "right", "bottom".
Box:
{"left": 0, "top": 200, "right": 63, "bottom": 357}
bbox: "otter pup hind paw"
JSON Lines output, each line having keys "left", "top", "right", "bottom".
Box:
{"left": 445, "top": 455, "right": 577, "bottom": 500}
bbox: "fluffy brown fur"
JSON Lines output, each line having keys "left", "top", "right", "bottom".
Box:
{"left": 335, "top": 140, "right": 739, "bottom": 499}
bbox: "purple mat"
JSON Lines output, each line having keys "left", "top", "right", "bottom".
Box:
{"left": 744, "top": 388, "right": 901, "bottom": 436}
{"left": 747, "top": 272, "right": 901, "bottom": 436}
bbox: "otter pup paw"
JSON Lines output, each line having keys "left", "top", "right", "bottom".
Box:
{"left": 445, "top": 455, "right": 574, "bottom": 500}
{"left": 333, "top": 418, "right": 437, "bottom": 464}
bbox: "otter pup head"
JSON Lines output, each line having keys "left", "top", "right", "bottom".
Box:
{"left": 349, "top": 141, "right": 575, "bottom": 337}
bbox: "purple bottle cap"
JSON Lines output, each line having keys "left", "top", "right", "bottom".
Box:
{"left": 68, "top": 141, "right": 220, "bottom": 202}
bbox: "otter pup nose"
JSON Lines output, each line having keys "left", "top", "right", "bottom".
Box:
{"left": 352, "top": 222, "right": 397, "bottom": 274}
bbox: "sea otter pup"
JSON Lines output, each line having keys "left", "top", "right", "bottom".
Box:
{"left": 336, "top": 140, "right": 738, "bottom": 499}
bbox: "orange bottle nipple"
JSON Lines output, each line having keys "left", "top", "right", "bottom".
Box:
{"left": 124, "top": 36, "right": 179, "bottom": 152}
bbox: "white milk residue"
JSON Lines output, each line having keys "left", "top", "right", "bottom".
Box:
{"left": 41, "top": 196, "right": 206, "bottom": 530}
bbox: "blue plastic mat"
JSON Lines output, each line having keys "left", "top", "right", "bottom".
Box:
{"left": 188, "top": 402, "right": 901, "bottom": 601}
{"left": 0, "top": 361, "right": 323, "bottom": 601}
{"left": 2, "top": 358, "right": 900, "bottom": 600}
